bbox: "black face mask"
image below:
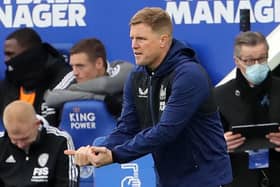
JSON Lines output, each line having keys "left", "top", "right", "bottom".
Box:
{"left": 5, "top": 45, "right": 48, "bottom": 91}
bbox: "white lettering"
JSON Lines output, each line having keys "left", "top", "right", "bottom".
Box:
{"left": 33, "top": 4, "right": 51, "bottom": 27}
{"left": 166, "top": 2, "right": 191, "bottom": 24}
{"left": 17, "top": 0, "right": 33, "bottom": 4}
{"left": 255, "top": 0, "right": 273, "bottom": 23}
{"left": 69, "top": 112, "right": 96, "bottom": 122}
{"left": 33, "top": 167, "right": 49, "bottom": 176}
{"left": 68, "top": 4, "right": 86, "bottom": 26}
{"left": 52, "top": 4, "right": 68, "bottom": 26}
{"left": 0, "top": 2, "right": 86, "bottom": 28}
{"left": 70, "top": 122, "right": 96, "bottom": 129}
{"left": 0, "top": 5, "right": 12, "bottom": 27}
{"left": 213, "top": 1, "right": 234, "bottom": 23}
{"left": 3, "top": 0, "right": 11, "bottom": 5}
{"left": 193, "top": 1, "right": 213, "bottom": 24}
{"left": 13, "top": 5, "right": 33, "bottom": 27}
{"left": 166, "top": 1, "right": 280, "bottom": 24}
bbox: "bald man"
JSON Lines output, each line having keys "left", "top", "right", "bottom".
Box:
{"left": 0, "top": 100, "right": 78, "bottom": 187}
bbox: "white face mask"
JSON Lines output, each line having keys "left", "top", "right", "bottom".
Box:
{"left": 244, "top": 62, "right": 270, "bottom": 85}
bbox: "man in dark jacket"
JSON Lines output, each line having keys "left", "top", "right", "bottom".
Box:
{"left": 65, "top": 7, "right": 232, "bottom": 187}
{"left": 0, "top": 28, "right": 74, "bottom": 127}
{"left": 214, "top": 31, "right": 280, "bottom": 187}
{"left": 0, "top": 100, "right": 78, "bottom": 186}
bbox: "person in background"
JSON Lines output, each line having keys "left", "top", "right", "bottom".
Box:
{"left": 0, "top": 100, "right": 78, "bottom": 187}
{"left": 45, "top": 38, "right": 134, "bottom": 118}
{"left": 65, "top": 7, "right": 232, "bottom": 187}
{"left": 0, "top": 27, "right": 74, "bottom": 127}
{"left": 214, "top": 31, "right": 280, "bottom": 187}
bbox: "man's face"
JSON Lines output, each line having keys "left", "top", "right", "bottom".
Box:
{"left": 70, "top": 52, "right": 100, "bottom": 83}
{"left": 4, "top": 38, "right": 26, "bottom": 62}
{"left": 7, "top": 120, "right": 39, "bottom": 150}
{"left": 130, "top": 23, "right": 163, "bottom": 70}
{"left": 234, "top": 43, "right": 268, "bottom": 75}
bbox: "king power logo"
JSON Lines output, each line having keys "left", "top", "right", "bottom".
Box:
{"left": 0, "top": 0, "right": 87, "bottom": 28}
{"left": 69, "top": 107, "right": 96, "bottom": 129}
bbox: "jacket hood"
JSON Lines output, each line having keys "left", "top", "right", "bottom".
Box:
{"left": 146, "top": 39, "right": 198, "bottom": 77}
{"left": 5, "top": 43, "right": 64, "bottom": 91}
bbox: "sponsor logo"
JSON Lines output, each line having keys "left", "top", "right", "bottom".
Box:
{"left": 138, "top": 87, "right": 148, "bottom": 98}
{"left": 31, "top": 167, "right": 49, "bottom": 182}
{"left": 5, "top": 155, "right": 16, "bottom": 163}
{"left": 69, "top": 108, "right": 96, "bottom": 129}
{"left": 30, "top": 153, "right": 49, "bottom": 182}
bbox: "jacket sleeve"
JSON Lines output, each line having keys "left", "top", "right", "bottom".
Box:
{"left": 54, "top": 133, "right": 79, "bottom": 187}
{"left": 68, "top": 62, "right": 134, "bottom": 94}
{"left": 45, "top": 89, "right": 97, "bottom": 108}
{"left": 109, "top": 63, "right": 211, "bottom": 163}
{"left": 99, "top": 71, "right": 142, "bottom": 150}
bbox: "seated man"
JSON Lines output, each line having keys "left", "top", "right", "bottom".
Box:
{"left": 0, "top": 28, "right": 74, "bottom": 127}
{"left": 0, "top": 100, "right": 78, "bottom": 186}
{"left": 214, "top": 31, "right": 280, "bottom": 187}
{"left": 45, "top": 38, "right": 134, "bottom": 118}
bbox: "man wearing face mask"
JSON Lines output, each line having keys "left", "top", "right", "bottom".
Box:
{"left": 214, "top": 31, "right": 280, "bottom": 187}
{"left": 0, "top": 28, "right": 74, "bottom": 127}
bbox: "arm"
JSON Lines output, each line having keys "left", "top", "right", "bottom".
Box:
{"left": 45, "top": 89, "right": 96, "bottom": 108}
{"left": 54, "top": 132, "right": 79, "bottom": 187}
{"left": 68, "top": 62, "right": 134, "bottom": 94}
{"left": 110, "top": 63, "right": 213, "bottom": 163}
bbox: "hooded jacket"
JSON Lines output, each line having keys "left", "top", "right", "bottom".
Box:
{"left": 101, "top": 39, "right": 232, "bottom": 187}
{"left": 0, "top": 43, "right": 74, "bottom": 126}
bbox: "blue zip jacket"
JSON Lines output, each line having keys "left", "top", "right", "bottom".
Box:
{"left": 101, "top": 39, "right": 232, "bottom": 187}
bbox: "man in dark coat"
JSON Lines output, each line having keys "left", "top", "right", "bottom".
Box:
{"left": 0, "top": 28, "right": 74, "bottom": 127}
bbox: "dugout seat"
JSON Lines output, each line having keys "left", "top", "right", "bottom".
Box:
{"left": 59, "top": 99, "right": 116, "bottom": 187}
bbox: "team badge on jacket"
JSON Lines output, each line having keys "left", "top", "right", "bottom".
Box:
{"left": 159, "top": 84, "right": 167, "bottom": 111}
{"left": 31, "top": 153, "right": 49, "bottom": 182}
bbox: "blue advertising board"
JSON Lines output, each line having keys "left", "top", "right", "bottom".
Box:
{"left": 0, "top": 0, "right": 279, "bottom": 83}
{"left": 0, "top": 1, "right": 279, "bottom": 186}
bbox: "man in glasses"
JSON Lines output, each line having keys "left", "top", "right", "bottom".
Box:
{"left": 214, "top": 31, "right": 280, "bottom": 187}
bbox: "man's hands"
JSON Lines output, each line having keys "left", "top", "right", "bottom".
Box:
{"left": 266, "top": 127, "right": 280, "bottom": 152}
{"left": 224, "top": 131, "right": 245, "bottom": 152}
{"left": 64, "top": 146, "right": 113, "bottom": 167}
{"left": 224, "top": 127, "right": 280, "bottom": 152}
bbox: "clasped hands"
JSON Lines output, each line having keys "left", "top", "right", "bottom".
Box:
{"left": 224, "top": 127, "right": 280, "bottom": 152}
{"left": 64, "top": 146, "right": 113, "bottom": 167}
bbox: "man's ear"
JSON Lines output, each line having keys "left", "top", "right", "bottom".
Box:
{"left": 95, "top": 57, "right": 104, "bottom": 69}
{"left": 160, "top": 34, "right": 169, "bottom": 48}
{"left": 233, "top": 56, "right": 240, "bottom": 67}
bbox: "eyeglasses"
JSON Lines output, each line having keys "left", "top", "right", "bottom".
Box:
{"left": 237, "top": 56, "right": 268, "bottom": 66}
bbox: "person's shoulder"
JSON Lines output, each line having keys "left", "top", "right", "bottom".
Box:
{"left": 213, "top": 79, "right": 236, "bottom": 99}
{"left": 43, "top": 125, "right": 72, "bottom": 142}
{"left": 108, "top": 60, "right": 135, "bottom": 75}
